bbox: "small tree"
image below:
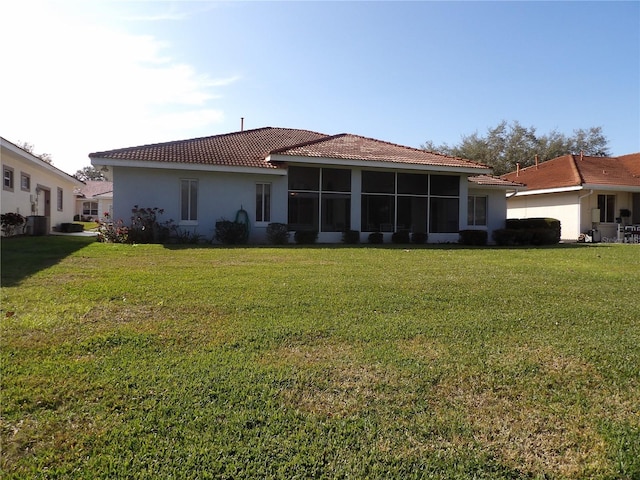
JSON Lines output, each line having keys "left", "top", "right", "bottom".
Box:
{"left": 75, "top": 166, "right": 107, "bottom": 182}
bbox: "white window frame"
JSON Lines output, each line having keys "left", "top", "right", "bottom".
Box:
{"left": 57, "top": 187, "right": 64, "bottom": 211}
{"left": 467, "top": 195, "right": 488, "bottom": 227}
{"left": 255, "top": 183, "right": 271, "bottom": 224}
{"left": 180, "top": 179, "right": 198, "bottom": 225}
{"left": 3, "top": 166, "right": 14, "bottom": 191}
{"left": 20, "top": 172, "right": 31, "bottom": 191}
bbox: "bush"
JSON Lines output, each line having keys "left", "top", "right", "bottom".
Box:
{"left": 266, "top": 223, "right": 290, "bottom": 245}
{"left": 128, "top": 206, "right": 173, "bottom": 244}
{"left": 411, "top": 232, "right": 428, "bottom": 244}
{"left": 368, "top": 232, "right": 384, "bottom": 244}
{"left": 97, "top": 219, "right": 129, "bottom": 243}
{"left": 391, "top": 230, "right": 411, "bottom": 244}
{"left": 459, "top": 229, "right": 488, "bottom": 246}
{"left": 294, "top": 230, "right": 318, "bottom": 245}
{"left": 1, "top": 212, "right": 26, "bottom": 236}
{"left": 342, "top": 230, "right": 360, "bottom": 244}
{"left": 215, "top": 220, "right": 249, "bottom": 245}
{"left": 503, "top": 218, "right": 561, "bottom": 245}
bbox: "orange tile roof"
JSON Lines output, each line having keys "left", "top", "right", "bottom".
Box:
{"left": 468, "top": 174, "right": 524, "bottom": 187}
{"left": 89, "top": 127, "right": 329, "bottom": 169}
{"left": 501, "top": 153, "right": 640, "bottom": 190}
{"left": 271, "top": 134, "right": 488, "bottom": 170}
{"left": 90, "top": 127, "right": 489, "bottom": 171}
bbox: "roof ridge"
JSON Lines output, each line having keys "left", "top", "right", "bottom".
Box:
{"left": 89, "top": 127, "right": 327, "bottom": 157}
{"left": 280, "top": 132, "right": 485, "bottom": 167}
{"left": 269, "top": 133, "right": 345, "bottom": 155}
{"left": 568, "top": 154, "right": 586, "bottom": 185}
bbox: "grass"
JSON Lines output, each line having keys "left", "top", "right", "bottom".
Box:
{"left": 1, "top": 237, "right": 639, "bottom": 479}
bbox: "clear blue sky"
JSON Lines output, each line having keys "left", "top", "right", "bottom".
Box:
{"left": 2, "top": 1, "right": 638, "bottom": 175}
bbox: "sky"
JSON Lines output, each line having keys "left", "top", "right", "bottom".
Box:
{"left": 1, "top": 0, "right": 639, "bottom": 176}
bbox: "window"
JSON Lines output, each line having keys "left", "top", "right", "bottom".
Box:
{"left": 82, "top": 201, "right": 99, "bottom": 216}
{"left": 468, "top": 196, "right": 487, "bottom": 226}
{"left": 57, "top": 187, "right": 63, "bottom": 211}
{"left": 21, "top": 172, "right": 31, "bottom": 191}
{"left": 597, "top": 194, "right": 615, "bottom": 223}
{"left": 256, "top": 183, "right": 271, "bottom": 223}
{"left": 361, "top": 171, "right": 460, "bottom": 234}
{"left": 181, "top": 179, "right": 198, "bottom": 221}
{"left": 288, "top": 167, "right": 351, "bottom": 232}
{"left": 3, "top": 166, "right": 14, "bottom": 191}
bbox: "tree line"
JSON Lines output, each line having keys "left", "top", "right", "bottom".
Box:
{"left": 422, "top": 120, "right": 610, "bottom": 176}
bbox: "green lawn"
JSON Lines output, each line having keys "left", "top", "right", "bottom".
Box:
{"left": 1, "top": 237, "right": 639, "bottom": 479}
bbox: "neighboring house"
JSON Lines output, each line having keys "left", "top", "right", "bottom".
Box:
{"left": 502, "top": 153, "right": 640, "bottom": 241}
{"left": 75, "top": 180, "right": 113, "bottom": 221}
{"left": 89, "top": 127, "right": 520, "bottom": 244}
{"left": 1, "top": 136, "right": 83, "bottom": 235}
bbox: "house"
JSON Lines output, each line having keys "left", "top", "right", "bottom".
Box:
{"left": 75, "top": 180, "right": 113, "bottom": 221}
{"left": 502, "top": 153, "right": 640, "bottom": 241}
{"left": 1, "top": 136, "right": 83, "bottom": 235}
{"left": 89, "top": 127, "right": 521, "bottom": 244}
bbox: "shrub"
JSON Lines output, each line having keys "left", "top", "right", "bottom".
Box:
{"left": 342, "top": 230, "right": 360, "bottom": 244}
{"left": 1, "top": 212, "right": 26, "bottom": 237}
{"left": 266, "top": 223, "right": 290, "bottom": 245}
{"left": 96, "top": 219, "right": 129, "bottom": 243}
{"left": 368, "top": 232, "right": 384, "bottom": 244}
{"left": 128, "top": 206, "right": 173, "bottom": 244}
{"left": 503, "top": 218, "right": 560, "bottom": 245}
{"left": 411, "top": 232, "right": 428, "bottom": 244}
{"left": 215, "top": 220, "right": 249, "bottom": 245}
{"left": 294, "top": 230, "right": 318, "bottom": 245}
{"left": 391, "top": 230, "right": 411, "bottom": 244}
{"left": 459, "top": 229, "right": 488, "bottom": 246}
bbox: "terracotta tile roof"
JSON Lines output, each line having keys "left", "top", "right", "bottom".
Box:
{"left": 75, "top": 180, "right": 113, "bottom": 198}
{"left": 468, "top": 174, "right": 524, "bottom": 187}
{"left": 90, "top": 128, "right": 489, "bottom": 171}
{"left": 271, "top": 134, "right": 488, "bottom": 170}
{"left": 89, "top": 127, "right": 329, "bottom": 169}
{"left": 501, "top": 153, "right": 640, "bottom": 190}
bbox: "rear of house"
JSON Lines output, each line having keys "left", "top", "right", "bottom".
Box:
{"left": 90, "top": 127, "right": 519, "bottom": 244}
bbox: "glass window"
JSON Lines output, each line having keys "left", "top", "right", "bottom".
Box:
{"left": 322, "top": 168, "right": 351, "bottom": 192}
{"left": 288, "top": 166, "right": 319, "bottom": 191}
{"left": 83, "top": 201, "right": 99, "bottom": 216}
{"left": 397, "top": 173, "right": 428, "bottom": 195}
{"left": 430, "top": 197, "right": 459, "bottom": 233}
{"left": 3, "top": 166, "right": 14, "bottom": 191}
{"left": 397, "top": 196, "right": 427, "bottom": 232}
{"left": 362, "top": 171, "right": 395, "bottom": 194}
{"left": 361, "top": 194, "right": 395, "bottom": 231}
{"left": 57, "top": 187, "right": 64, "bottom": 211}
{"left": 597, "top": 194, "right": 615, "bottom": 223}
{"left": 20, "top": 172, "right": 30, "bottom": 191}
{"left": 430, "top": 175, "right": 460, "bottom": 196}
{"left": 181, "top": 179, "right": 198, "bottom": 221}
{"left": 322, "top": 194, "right": 350, "bottom": 232}
{"left": 256, "top": 183, "right": 271, "bottom": 223}
{"left": 288, "top": 192, "right": 318, "bottom": 230}
{"left": 467, "top": 196, "right": 487, "bottom": 226}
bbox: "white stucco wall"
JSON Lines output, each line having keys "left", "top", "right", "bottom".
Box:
{"left": 111, "top": 166, "right": 287, "bottom": 243}
{"left": 507, "top": 191, "right": 579, "bottom": 240}
{"left": 467, "top": 186, "right": 509, "bottom": 244}
{"left": 1, "top": 141, "right": 81, "bottom": 235}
